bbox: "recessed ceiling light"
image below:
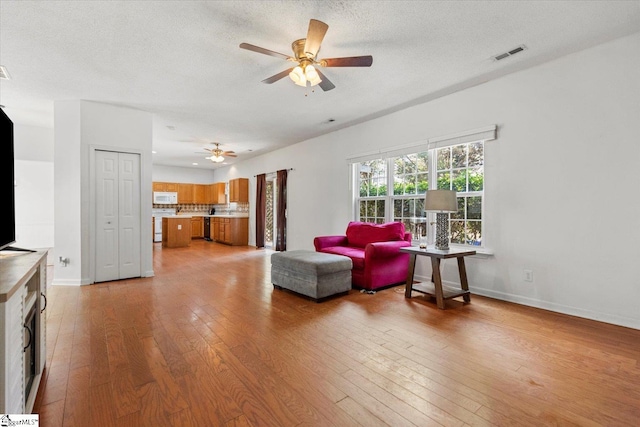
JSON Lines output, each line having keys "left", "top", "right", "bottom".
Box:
{"left": 192, "top": 162, "right": 198, "bottom": 166}
{"left": 152, "top": 150, "right": 157, "bottom": 154}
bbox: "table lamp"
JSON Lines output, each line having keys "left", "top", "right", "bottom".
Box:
{"left": 424, "top": 189, "right": 458, "bottom": 250}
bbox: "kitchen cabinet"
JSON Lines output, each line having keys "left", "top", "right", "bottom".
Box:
{"left": 154, "top": 181, "right": 228, "bottom": 205}
{"left": 210, "top": 217, "right": 248, "bottom": 245}
{"left": 1, "top": 251, "right": 48, "bottom": 414}
{"left": 207, "top": 182, "right": 226, "bottom": 204}
{"left": 212, "top": 219, "right": 220, "bottom": 241}
{"left": 177, "top": 183, "right": 194, "bottom": 204}
{"left": 229, "top": 178, "right": 249, "bottom": 203}
{"left": 193, "top": 184, "right": 207, "bottom": 204}
{"left": 153, "top": 181, "right": 179, "bottom": 192}
{"left": 191, "top": 216, "right": 203, "bottom": 238}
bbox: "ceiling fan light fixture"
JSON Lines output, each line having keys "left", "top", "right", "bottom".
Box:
{"left": 210, "top": 155, "right": 224, "bottom": 163}
{"left": 289, "top": 66, "right": 306, "bottom": 86}
{"left": 305, "top": 65, "right": 322, "bottom": 86}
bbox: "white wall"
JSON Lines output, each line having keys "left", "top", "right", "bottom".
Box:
{"left": 214, "top": 32, "right": 640, "bottom": 329}
{"left": 152, "top": 164, "right": 215, "bottom": 184}
{"left": 13, "top": 124, "right": 54, "bottom": 251}
{"left": 53, "top": 100, "right": 154, "bottom": 285}
{"left": 14, "top": 123, "right": 53, "bottom": 162}
{"left": 14, "top": 160, "right": 54, "bottom": 250}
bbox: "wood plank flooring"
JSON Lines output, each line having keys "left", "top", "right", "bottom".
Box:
{"left": 33, "top": 240, "right": 640, "bottom": 426}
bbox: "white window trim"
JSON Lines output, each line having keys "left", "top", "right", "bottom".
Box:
{"left": 346, "top": 125, "right": 496, "bottom": 165}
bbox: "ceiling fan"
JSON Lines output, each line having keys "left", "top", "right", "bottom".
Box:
{"left": 201, "top": 143, "right": 237, "bottom": 163}
{"left": 239, "top": 18, "right": 373, "bottom": 91}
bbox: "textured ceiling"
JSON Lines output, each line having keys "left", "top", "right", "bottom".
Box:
{"left": 1, "top": 1, "right": 639, "bottom": 169}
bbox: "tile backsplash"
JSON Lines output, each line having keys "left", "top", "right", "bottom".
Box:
{"left": 152, "top": 202, "right": 249, "bottom": 214}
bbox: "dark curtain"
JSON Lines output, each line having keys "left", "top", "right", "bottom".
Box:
{"left": 255, "top": 174, "right": 266, "bottom": 248}
{"left": 275, "top": 169, "right": 288, "bottom": 251}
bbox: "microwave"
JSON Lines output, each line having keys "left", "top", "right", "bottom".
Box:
{"left": 153, "top": 191, "right": 178, "bottom": 204}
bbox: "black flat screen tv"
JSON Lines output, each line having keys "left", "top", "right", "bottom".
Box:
{"left": 0, "top": 107, "right": 16, "bottom": 251}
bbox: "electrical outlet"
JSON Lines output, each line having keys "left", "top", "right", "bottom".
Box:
{"left": 524, "top": 269, "right": 533, "bottom": 282}
{"left": 178, "top": 225, "right": 182, "bottom": 230}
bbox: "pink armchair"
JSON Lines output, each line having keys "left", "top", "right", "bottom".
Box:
{"left": 314, "top": 221, "right": 412, "bottom": 291}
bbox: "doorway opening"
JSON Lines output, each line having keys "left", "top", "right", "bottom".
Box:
{"left": 264, "top": 175, "right": 276, "bottom": 248}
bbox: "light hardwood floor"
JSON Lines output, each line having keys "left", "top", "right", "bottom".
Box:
{"left": 33, "top": 240, "right": 640, "bottom": 426}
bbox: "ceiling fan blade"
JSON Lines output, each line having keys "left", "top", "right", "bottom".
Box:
{"left": 224, "top": 153, "right": 238, "bottom": 158}
{"left": 304, "top": 19, "right": 328, "bottom": 58}
{"left": 239, "top": 43, "right": 292, "bottom": 61}
{"left": 315, "top": 69, "right": 335, "bottom": 91}
{"left": 321, "top": 56, "right": 373, "bottom": 67}
{"left": 262, "top": 68, "right": 293, "bottom": 84}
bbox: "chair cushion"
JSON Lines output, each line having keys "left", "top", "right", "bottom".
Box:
{"left": 319, "top": 246, "right": 365, "bottom": 270}
{"left": 345, "top": 221, "right": 405, "bottom": 248}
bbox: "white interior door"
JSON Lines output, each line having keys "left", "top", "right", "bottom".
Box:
{"left": 95, "top": 150, "right": 141, "bottom": 283}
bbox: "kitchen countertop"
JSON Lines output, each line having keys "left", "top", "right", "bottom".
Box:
{"left": 170, "top": 213, "right": 249, "bottom": 218}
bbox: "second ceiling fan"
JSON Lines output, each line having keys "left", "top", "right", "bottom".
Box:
{"left": 202, "top": 143, "right": 236, "bottom": 163}
{"left": 240, "top": 18, "right": 373, "bottom": 91}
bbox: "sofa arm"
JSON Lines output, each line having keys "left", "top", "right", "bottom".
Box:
{"left": 314, "top": 235, "right": 348, "bottom": 251}
{"left": 365, "top": 240, "right": 412, "bottom": 259}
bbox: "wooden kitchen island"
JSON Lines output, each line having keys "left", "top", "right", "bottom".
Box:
{"left": 162, "top": 216, "right": 191, "bottom": 248}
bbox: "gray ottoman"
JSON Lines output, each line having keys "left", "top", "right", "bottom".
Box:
{"left": 271, "top": 250, "right": 353, "bottom": 302}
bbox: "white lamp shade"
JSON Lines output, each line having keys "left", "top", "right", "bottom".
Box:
{"left": 308, "top": 73, "right": 322, "bottom": 86}
{"left": 424, "top": 189, "right": 458, "bottom": 212}
{"left": 289, "top": 66, "right": 306, "bottom": 86}
{"left": 305, "top": 65, "right": 318, "bottom": 78}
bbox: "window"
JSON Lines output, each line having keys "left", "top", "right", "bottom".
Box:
{"left": 392, "top": 152, "right": 429, "bottom": 239}
{"left": 435, "top": 142, "right": 484, "bottom": 245}
{"left": 358, "top": 159, "right": 387, "bottom": 223}
{"left": 353, "top": 127, "right": 493, "bottom": 248}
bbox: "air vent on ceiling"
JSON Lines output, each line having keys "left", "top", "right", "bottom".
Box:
{"left": 0, "top": 66, "right": 10, "bottom": 80}
{"left": 492, "top": 45, "right": 527, "bottom": 62}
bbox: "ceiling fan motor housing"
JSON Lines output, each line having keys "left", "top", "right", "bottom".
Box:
{"left": 292, "top": 39, "right": 317, "bottom": 60}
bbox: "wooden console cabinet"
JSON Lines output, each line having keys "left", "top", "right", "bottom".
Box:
{"left": 0, "top": 250, "right": 47, "bottom": 413}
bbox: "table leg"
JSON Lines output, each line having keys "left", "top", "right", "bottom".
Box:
{"left": 431, "top": 257, "right": 445, "bottom": 309}
{"left": 404, "top": 253, "right": 417, "bottom": 298}
{"left": 457, "top": 256, "right": 471, "bottom": 303}
{"left": 431, "top": 258, "right": 440, "bottom": 284}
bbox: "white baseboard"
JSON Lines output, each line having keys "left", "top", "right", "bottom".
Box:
{"left": 51, "top": 279, "right": 84, "bottom": 286}
{"left": 413, "top": 274, "right": 640, "bottom": 330}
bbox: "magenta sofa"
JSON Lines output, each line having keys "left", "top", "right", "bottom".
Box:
{"left": 313, "top": 221, "right": 412, "bottom": 291}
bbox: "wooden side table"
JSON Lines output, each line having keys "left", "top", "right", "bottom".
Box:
{"left": 400, "top": 246, "right": 476, "bottom": 309}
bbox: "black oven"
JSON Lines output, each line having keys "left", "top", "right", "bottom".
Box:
{"left": 24, "top": 304, "right": 36, "bottom": 401}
